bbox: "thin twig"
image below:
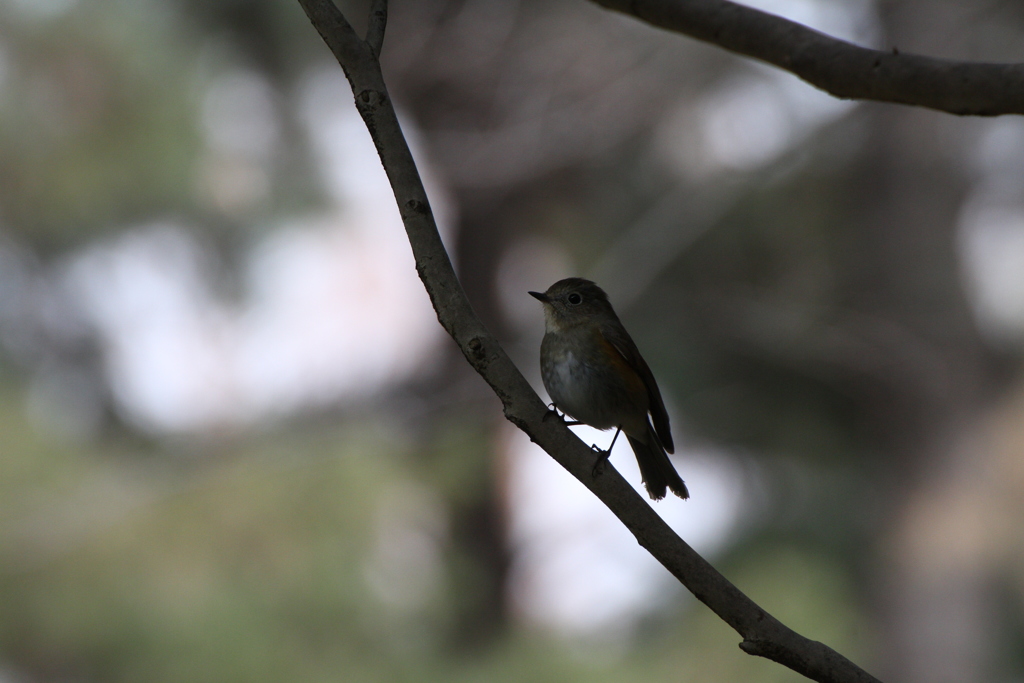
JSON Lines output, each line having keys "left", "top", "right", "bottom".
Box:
{"left": 295, "top": 1, "right": 882, "bottom": 681}
{"left": 366, "top": 0, "right": 387, "bottom": 58}
{"left": 592, "top": 0, "right": 1024, "bottom": 116}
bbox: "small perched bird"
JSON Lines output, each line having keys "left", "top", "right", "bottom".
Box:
{"left": 530, "top": 278, "right": 688, "bottom": 500}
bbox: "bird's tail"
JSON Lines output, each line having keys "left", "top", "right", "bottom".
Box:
{"left": 627, "top": 423, "right": 688, "bottom": 501}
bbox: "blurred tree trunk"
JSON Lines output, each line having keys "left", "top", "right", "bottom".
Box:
{"left": 858, "top": 3, "right": 1014, "bottom": 680}
{"left": 849, "top": 104, "right": 997, "bottom": 683}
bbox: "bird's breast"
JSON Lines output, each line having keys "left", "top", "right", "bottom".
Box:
{"left": 539, "top": 330, "right": 647, "bottom": 431}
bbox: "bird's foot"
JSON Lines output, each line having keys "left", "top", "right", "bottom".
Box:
{"left": 543, "top": 404, "right": 581, "bottom": 426}
{"left": 590, "top": 444, "right": 611, "bottom": 478}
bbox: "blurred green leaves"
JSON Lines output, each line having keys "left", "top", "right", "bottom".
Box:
{"left": 0, "top": 377, "right": 872, "bottom": 681}
{"left": 0, "top": 1, "right": 203, "bottom": 247}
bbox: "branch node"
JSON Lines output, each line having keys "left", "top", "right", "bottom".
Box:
{"left": 356, "top": 88, "right": 387, "bottom": 109}
{"left": 404, "top": 199, "right": 430, "bottom": 216}
{"left": 467, "top": 336, "right": 491, "bottom": 369}
{"left": 740, "top": 638, "right": 788, "bottom": 663}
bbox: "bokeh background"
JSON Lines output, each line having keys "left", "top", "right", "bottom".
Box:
{"left": 2, "top": 0, "right": 1024, "bottom": 681}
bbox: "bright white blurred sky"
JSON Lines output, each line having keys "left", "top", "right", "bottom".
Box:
{"left": 63, "top": 68, "right": 452, "bottom": 433}
{"left": 957, "top": 117, "right": 1024, "bottom": 346}
{"left": 504, "top": 421, "right": 748, "bottom": 638}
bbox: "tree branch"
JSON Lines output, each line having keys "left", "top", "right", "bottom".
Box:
{"left": 592, "top": 0, "right": 1024, "bottom": 116}
{"left": 365, "top": 0, "right": 387, "bottom": 59}
{"left": 295, "top": 1, "right": 882, "bottom": 681}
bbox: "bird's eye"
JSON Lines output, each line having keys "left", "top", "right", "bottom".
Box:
{"left": 567, "top": 293, "right": 583, "bottom": 305}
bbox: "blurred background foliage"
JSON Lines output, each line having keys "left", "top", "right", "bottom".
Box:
{"left": 1, "top": 0, "right": 1024, "bottom": 682}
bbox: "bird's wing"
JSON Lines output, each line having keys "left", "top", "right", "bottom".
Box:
{"left": 599, "top": 320, "right": 674, "bottom": 453}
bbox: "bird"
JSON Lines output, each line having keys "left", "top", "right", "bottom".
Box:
{"left": 529, "top": 277, "right": 688, "bottom": 500}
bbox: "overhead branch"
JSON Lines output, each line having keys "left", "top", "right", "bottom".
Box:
{"left": 295, "top": 1, "right": 883, "bottom": 681}
{"left": 592, "top": 0, "right": 1024, "bottom": 116}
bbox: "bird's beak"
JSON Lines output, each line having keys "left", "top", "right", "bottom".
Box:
{"left": 528, "top": 291, "right": 549, "bottom": 303}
